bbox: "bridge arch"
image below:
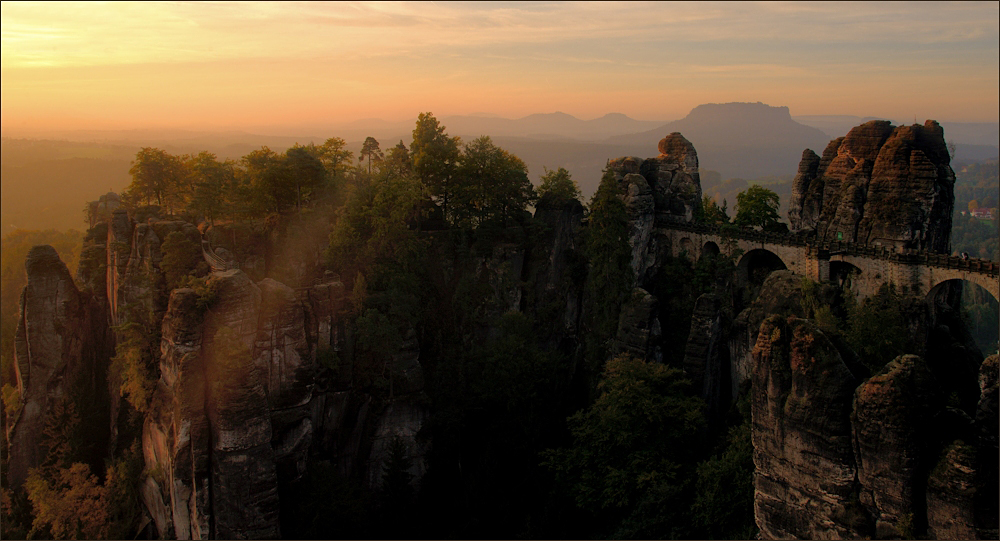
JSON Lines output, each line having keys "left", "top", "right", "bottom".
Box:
{"left": 701, "top": 241, "right": 720, "bottom": 259}
{"left": 830, "top": 261, "right": 861, "bottom": 289}
{"left": 737, "top": 248, "right": 788, "bottom": 287}
{"left": 926, "top": 278, "right": 999, "bottom": 355}
{"left": 679, "top": 237, "right": 696, "bottom": 261}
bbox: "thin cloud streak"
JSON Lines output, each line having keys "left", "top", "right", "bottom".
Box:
{"left": 1, "top": 1, "right": 997, "bottom": 130}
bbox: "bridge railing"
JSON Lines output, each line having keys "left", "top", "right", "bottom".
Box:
{"left": 665, "top": 221, "right": 999, "bottom": 276}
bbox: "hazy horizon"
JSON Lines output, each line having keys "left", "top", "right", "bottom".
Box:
{"left": 3, "top": 1, "right": 998, "bottom": 137}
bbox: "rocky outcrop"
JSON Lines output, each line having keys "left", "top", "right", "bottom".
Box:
{"left": 142, "top": 271, "right": 281, "bottom": 539}
{"left": 852, "top": 354, "right": 942, "bottom": 538}
{"left": 788, "top": 120, "right": 955, "bottom": 253}
{"left": 926, "top": 441, "right": 979, "bottom": 540}
{"left": 7, "top": 246, "right": 90, "bottom": 487}
{"left": 751, "top": 316, "right": 867, "bottom": 539}
{"left": 608, "top": 132, "right": 702, "bottom": 287}
{"left": 682, "top": 293, "right": 729, "bottom": 419}
{"left": 729, "top": 271, "right": 809, "bottom": 401}
{"left": 612, "top": 288, "right": 661, "bottom": 363}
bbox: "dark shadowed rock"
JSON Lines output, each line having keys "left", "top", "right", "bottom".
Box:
{"left": 8, "top": 246, "right": 89, "bottom": 487}
{"left": 751, "top": 316, "right": 867, "bottom": 539}
{"left": 612, "top": 288, "right": 661, "bottom": 363}
{"left": 926, "top": 441, "right": 979, "bottom": 540}
{"left": 788, "top": 120, "right": 955, "bottom": 253}
{"left": 682, "top": 293, "right": 730, "bottom": 419}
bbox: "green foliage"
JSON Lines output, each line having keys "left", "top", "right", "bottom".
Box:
{"left": 691, "top": 391, "right": 757, "bottom": 539}
{"left": 380, "top": 435, "right": 414, "bottom": 515}
{"left": 584, "top": 168, "right": 633, "bottom": 370}
{"left": 326, "top": 165, "right": 422, "bottom": 281}
{"left": 734, "top": 184, "right": 783, "bottom": 231}
{"left": 2, "top": 383, "right": 22, "bottom": 420}
{"left": 542, "top": 354, "right": 705, "bottom": 538}
{"left": 411, "top": 112, "right": 461, "bottom": 221}
{"left": 353, "top": 307, "right": 403, "bottom": 395}
{"left": 25, "top": 462, "right": 110, "bottom": 539}
{"left": 160, "top": 230, "right": 202, "bottom": 291}
{"left": 279, "top": 460, "right": 374, "bottom": 539}
{"left": 125, "top": 147, "right": 186, "bottom": 209}
{"left": 844, "top": 283, "right": 912, "bottom": 372}
{"left": 359, "top": 136, "right": 384, "bottom": 176}
{"left": 1, "top": 486, "right": 34, "bottom": 540}
{"left": 109, "top": 319, "right": 158, "bottom": 414}
{"left": 284, "top": 144, "right": 327, "bottom": 210}
{"left": 187, "top": 151, "right": 237, "bottom": 224}
{"left": 537, "top": 166, "right": 582, "bottom": 204}
{"left": 453, "top": 135, "right": 537, "bottom": 228}
{"left": 697, "top": 195, "right": 730, "bottom": 225}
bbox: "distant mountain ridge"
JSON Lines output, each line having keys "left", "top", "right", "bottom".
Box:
{"left": 609, "top": 101, "right": 832, "bottom": 179}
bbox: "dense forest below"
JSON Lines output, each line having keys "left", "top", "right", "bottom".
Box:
{"left": 1, "top": 113, "right": 997, "bottom": 540}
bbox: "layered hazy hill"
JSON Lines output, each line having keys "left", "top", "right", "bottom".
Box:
{"left": 3, "top": 102, "right": 997, "bottom": 236}
{"left": 611, "top": 102, "right": 831, "bottom": 180}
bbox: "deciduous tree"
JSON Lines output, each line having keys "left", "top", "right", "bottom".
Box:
{"left": 734, "top": 184, "right": 782, "bottom": 231}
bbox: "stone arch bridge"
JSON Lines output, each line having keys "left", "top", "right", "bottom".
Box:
{"left": 663, "top": 223, "right": 1000, "bottom": 303}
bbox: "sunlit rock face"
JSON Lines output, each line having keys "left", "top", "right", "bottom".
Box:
{"left": 608, "top": 132, "right": 702, "bottom": 287}
{"left": 751, "top": 316, "right": 867, "bottom": 539}
{"left": 788, "top": 120, "right": 955, "bottom": 253}
{"left": 7, "top": 246, "right": 88, "bottom": 487}
{"left": 142, "top": 270, "right": 282, "bottom": 540}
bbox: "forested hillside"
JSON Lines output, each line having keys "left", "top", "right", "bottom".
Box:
{"left": 1, "top": 115, "right": 997, "bottom": 540}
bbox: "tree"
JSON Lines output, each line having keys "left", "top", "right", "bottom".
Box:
{"left": 384, "top": 140, "right": 412, "bottom": 178}
{"left": 968, "top": 199, "right": 979, "bottom": 213}
{"left": 316, "top": 137, "right": 354, "bottom": 181}
{"left": 188, "top": 151, "right": 235, "bottom": 224}
{"left": 584, "top": 168, "right": 633, "bottom": 363}
{"left": 537, "top": 166, "right": 582, "bottom": 204}
{"left": 734, "top": 184, "right": 782, "bottom": 231}
{"left": 542, "top": 354, "right": 705, "bottom": 538}
{"left": 359, "top": 137, "right": 384, "bottom": 176}
{"left": 160, "top": 231, "right": 204, "bottom": 291}
{"left": 241, "top": 146, "right": 291, "bottom": 215}
{"left": 845, "top": 283, "right": 913, "bottom": 372}
{"left": 411, "top": 113, "right": 461, "bottom": 222}
{"left": 453, "top": 135, "right": 536, "bottom": 228}
{"left": 698, "top": 195, "right": 730, "bottom": 225}
{"left": 286, "top": 144, "right": 327, "bottom": 210}
{"left": 125, "top": 147, "right": 185, "bottom": 210}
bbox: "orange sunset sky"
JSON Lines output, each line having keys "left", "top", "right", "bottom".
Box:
{"left": 2, "top": 1, "right": 998, "bottom": 135}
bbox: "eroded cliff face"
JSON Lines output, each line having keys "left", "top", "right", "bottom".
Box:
{"left": 608, "top": 132, "right": 702, "bottom": 288}
{"left": 751, "top": 324, "right": 998, "bottom": 540}
{"left": 788, "top": 120, "right": 955, "bottom": 253}
{"left": 8, "top": 247, "right": 90, "bottom": 487}
{"left": 751, "top": 316, "right": 867, "bottom": 539}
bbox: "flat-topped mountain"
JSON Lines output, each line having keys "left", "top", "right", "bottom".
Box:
{"left": 609, "top": 102, "right": 831, "bottom": 179}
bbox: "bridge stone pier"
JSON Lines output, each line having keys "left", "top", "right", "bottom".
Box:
{"left": 661, "top": 223, "right": 1000, "bottom": 303}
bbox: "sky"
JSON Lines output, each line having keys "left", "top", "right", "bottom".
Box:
{"left": 2, "top": 1, "right": 998, "bottom": 134}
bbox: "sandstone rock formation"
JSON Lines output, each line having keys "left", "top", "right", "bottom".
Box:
{"left": 8, "top": 246, "right": 90, "bottom": 487}
{"left": 608, "top": 132, "right": 702, "bottom": 287}
{"left": 728, "top": 271, "right": 809, "bottom": 401}
{"left": 788, "top": 120, "right": 955, "bottom": 253}
{"left": 751, "top": 316, "right": 867, "bottom": 539}
{"left": 853, "top": 354, "right": 942, "bottom": 538}
{"left": 681, "top": 292, "right": 729, "bottom": 418}
{"left": 612, "top": 288, "right": 661, "bottom": 363}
